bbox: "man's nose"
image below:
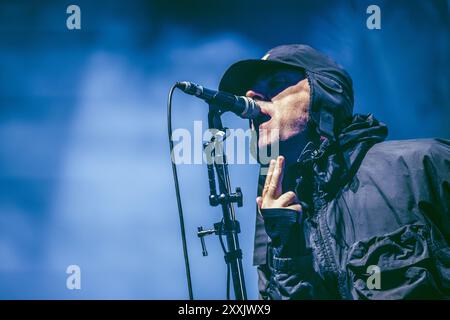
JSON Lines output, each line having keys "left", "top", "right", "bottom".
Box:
{"left": 245, "top": 90, "right": 272, "bottom": 116}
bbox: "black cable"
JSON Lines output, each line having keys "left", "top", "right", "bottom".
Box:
{"left": 214, "top": 161, "right": 228, "bottom": 193}
{"left": 226, "top": 262, "right": 231, "bottom": 300}
{"left": 218, "top": 218, "right": 231, "bottom": 300}
{"left": 213, "top": 134, "right": 234, "bottom": 299}
{"left": 214, "top": 153, "right": 233, "bottom": 299}
{"left": 167, "top": 84, "right": 194, "bottom": 300}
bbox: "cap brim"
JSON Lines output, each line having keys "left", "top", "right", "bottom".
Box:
{"left": 218, "top": 59, "right": 303, "bottom": 96}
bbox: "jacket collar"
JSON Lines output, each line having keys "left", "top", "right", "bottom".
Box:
{"left": 294, "top": 114, "right": 388, "bottom": 210}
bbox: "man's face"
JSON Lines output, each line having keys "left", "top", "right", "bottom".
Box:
{"left": 245, "top": 68, "right": 311, "bottom": 151}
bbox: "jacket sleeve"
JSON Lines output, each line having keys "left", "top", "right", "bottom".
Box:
{"left": 346, "top": 139, "right": 450, "bottom": 299}
{"left": 417, "top": 138, "right": 450, "bottom": 243}
{"left": 260, "top": 208, "right": 331, "bottom": 299}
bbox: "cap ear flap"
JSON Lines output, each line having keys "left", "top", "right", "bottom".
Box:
{"left": 306, "top": 72, "right": 352, "bottom": 140}
{"left": 315, "top": 74, "right": 343, "bottom": 94}
{"left": 306, "top": 72, "right": 333, "bottom": 138}
{"left": 319, "top": 107, "right": 336, "bottom": 139}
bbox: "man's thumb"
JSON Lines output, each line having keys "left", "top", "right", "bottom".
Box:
{"left": 256, "top": 196, "right": 262, "bottom": 208}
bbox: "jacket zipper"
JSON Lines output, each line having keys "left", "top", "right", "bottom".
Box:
{"left": 313, "top": 198, "right": 350, "bottom": 299}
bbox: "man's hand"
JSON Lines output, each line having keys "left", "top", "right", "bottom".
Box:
{"left": 256, "top": 156, "right": 302, "bottom": 212}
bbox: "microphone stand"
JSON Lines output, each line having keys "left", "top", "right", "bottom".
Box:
{"left": 197, "top": 104, "right": 247, "bottom": 300}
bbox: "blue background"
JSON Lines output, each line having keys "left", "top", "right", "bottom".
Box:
{"left": 0, "top": 0, "right": 449, "bottom": 299}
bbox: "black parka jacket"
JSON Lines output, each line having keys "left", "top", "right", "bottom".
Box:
{"left": 257, "top": 114, "right": 450, "bottom": 299}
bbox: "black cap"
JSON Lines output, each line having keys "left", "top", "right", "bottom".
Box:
{"left": 219, "top": 44, "right": 354, "bottom": 138}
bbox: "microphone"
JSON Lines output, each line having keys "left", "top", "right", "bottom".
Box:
{"left": 176, "top": 81, "right": 261, "bottom": 119}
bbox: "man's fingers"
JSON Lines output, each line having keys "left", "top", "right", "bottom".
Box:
{"left": 277, "top": 156, "right": 285, "bottom": 196}
{"left": 262, "top": 159, "right": 276, "bottom": 198}
{"left": 268, "top": 156, "right": 285, "bottom": 198}
{"left": 278, "top": 191, "right": 299, "bottom": 207}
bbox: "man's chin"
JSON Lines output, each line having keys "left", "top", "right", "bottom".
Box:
{"left": 257, "top": 139, "right": 281, "bottom": 164}
{"left": 257, "top": 133, "right": 312, "bottom": 165}
{"left": 258, "top": 139, "right": 278, "bottom": 153}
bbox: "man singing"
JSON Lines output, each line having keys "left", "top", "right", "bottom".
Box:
{"left": 218, "top": 44, "right": 450, "bottom": 299}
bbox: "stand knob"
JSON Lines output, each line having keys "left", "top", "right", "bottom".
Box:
{"left": 197, "top": 226, "right": 215, "bottom": 257}
{"left": 197, "top": 227, "right": 208, "bottom": 256}
{"left": 235, "top": 187, "right": 243, "bottom": 207}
